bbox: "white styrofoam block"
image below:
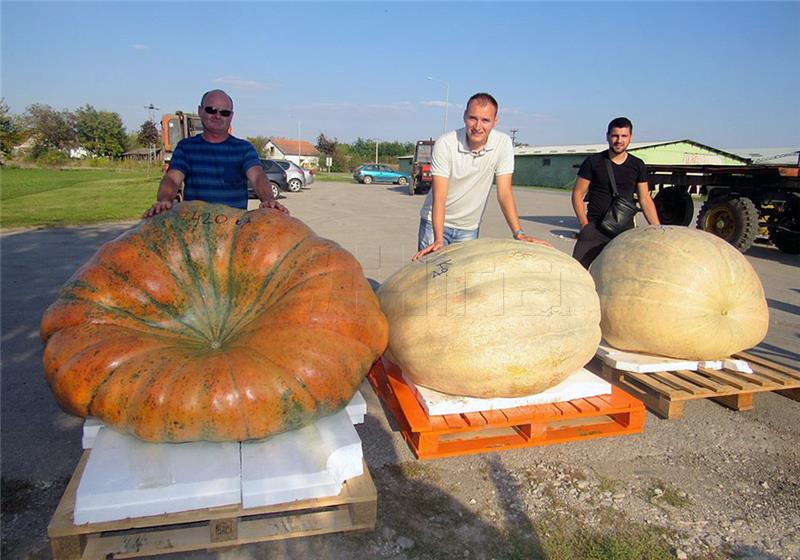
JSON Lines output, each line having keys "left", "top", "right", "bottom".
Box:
{"left": 405, "top": 368, "right": 611, "bottom": 416}
{"left": 82, "top": 417, "right": 104, "bottom": 449}
{"left": 75, "top": 428, "right": 241, "bottom": 524}
{"left": 346, "top": 390, "right": 367, "bottom": 424}
{"left": 596, "top": 342, "right": 701, "bottom": 373}
{"left": 722, "top": 359, "right": 754, "bottom": 373}
{"left": 596, "top": 342, "right": 755, "bottom": 374}
{"left": 241, "top": 409, "right": 363, "bottom": 509}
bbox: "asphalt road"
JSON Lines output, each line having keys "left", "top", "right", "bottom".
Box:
{"left": 1, "top": 181, "right": 798, "bottom": 558}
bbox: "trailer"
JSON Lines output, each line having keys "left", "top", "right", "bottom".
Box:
{"left": 648, "top": 162, "right": 800, "bottom": 254}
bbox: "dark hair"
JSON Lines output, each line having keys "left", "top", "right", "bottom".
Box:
{"left": 607, "top": 117, "right": 633, "bottom": 133}
{"left": 466, "top": 92, "right": 498, "bottom": 115}
{"left": 200, "top": 89, "right": 234, "bottom": 109}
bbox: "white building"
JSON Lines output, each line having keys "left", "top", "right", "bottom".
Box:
{"left": 263, "top": 138, "right": 321, "bottom": 169}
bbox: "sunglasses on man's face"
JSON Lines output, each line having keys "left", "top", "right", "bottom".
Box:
{"left": 203, "top": 106, "right": 233, "bottom": 117}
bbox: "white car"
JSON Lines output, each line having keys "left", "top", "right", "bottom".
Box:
{"left": 274, "top": 159, "right": 315, "bottom": 192}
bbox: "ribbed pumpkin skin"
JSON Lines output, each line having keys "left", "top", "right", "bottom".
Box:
{"left": 40, "top": 201, "right": 388, "bottom": 442}
{"left": 378, "top": 239, "right": 601, "bottom": 398}
{"left": 590, "top": 226, "right": 768, "bottom": 360}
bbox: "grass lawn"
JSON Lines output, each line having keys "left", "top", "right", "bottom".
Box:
{"left": 0, "top": 167, "right": 570, "bottom": 230}
{"left": 313, "top": 171, "right": 355, "bottom": 182}
{"left": 1, "top": 167, "right": 161, "bottom": 228}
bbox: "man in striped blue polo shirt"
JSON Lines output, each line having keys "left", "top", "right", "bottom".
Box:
{"left": 143, "top": 89, "right": 288, "bottom": 218}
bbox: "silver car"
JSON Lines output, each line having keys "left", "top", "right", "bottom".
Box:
{"left": 274, "top": 159, "right": 315, "bottom": 192}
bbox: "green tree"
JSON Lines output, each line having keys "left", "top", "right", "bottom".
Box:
{"left": 316, "top": 133, "right": 337, "bottom": 156}
{"left": 347, "top": 137, "right": 411, "bottom": 166}
{"left": 126, "top": 131, "right": 142, "bottom": 150}
{"left": 317, "top": 133, "right": 350, "bottom": 171}
{"left": 331, "top": 143, "right": 351, "bottom": 172}
{"left": 75, "top": 105, "right": 128, "bottom": 159}
{"left": 0, "top": 99, "right": 22, "bottom": 157}
{"left": 245, "top": 135, "right": 270, "bottom": 157}
{"left": 137, "top": 119, "right": 160, "bottom": 148}
{"left": 23, "top": 103, "right": 77, "bottom": 157}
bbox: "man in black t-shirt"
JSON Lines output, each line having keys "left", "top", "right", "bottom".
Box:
{"left": 570, "top": 117, "right": 660, "bottom": 268}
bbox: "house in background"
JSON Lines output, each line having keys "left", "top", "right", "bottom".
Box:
{"left": 264, "top": 138, "right": 321, "bottom": 169}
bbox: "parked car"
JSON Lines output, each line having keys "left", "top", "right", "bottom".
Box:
{"left": 254, "top": 159, "right": 289, "bottom": 199}
{"left": 354, "top": 164, "right": 410, "bottom": 185}
{"left": 273, "top": 159, "right": 315, "bottom": 191}
{"left": 352, "top": 164, "right": 367, "bottom": 181}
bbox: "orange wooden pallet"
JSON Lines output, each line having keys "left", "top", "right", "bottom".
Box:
{"left": 367, "top": 359, "right": 646, "bottom": 460}
{"left": 598, "top": 350, "right": 800, "bottom": 420}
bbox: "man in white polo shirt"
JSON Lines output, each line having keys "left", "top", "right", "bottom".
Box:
{"left": 413, "top": 92, "right": 549, "bottom": 261}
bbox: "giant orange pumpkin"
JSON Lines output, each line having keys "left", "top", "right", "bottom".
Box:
{"left": 40, "top": 201, "right": 388, "bottom": 442}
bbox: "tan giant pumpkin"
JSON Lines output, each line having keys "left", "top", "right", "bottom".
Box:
{"left": 378, "top": 239, "right": 601, "bottom": 397}
{"left": 40, "top": 201, "right": 388, "bottom": 442}
{"left": 590, "top": 226, "right": 769, "bottom": 360}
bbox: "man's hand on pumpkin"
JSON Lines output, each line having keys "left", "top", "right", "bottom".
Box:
{"left": 260, "top": 199, "right": 289, "bottom": 214}
{"left": 412, "top": 240, "right": 444, "bottom": 261}
{"left": 517, "top": 233, "right": 552, "bottom": 247}
{"left": 143, "top": 200, "right": 173, "bottom": 219}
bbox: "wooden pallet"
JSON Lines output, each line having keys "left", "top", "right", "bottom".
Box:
{"left": 598, "top": 350, "right": 800, "bottom": 419}
{"left": 368, "top": 359, "right": 646, "bottom": 460}
{"left": 48, "top": 450, "right": 377, "bottom": 560}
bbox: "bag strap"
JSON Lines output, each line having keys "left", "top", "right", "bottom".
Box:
{"left": 604, "top": 157, "right": 619, "bottom": 196}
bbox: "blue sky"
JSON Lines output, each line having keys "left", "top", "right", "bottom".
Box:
{"left": 2, "top": 1, "right": 798, "bottom": 148}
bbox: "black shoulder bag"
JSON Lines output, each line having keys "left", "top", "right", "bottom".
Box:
{"left": 597, "top": 158, "right": 638, "bottom": 238}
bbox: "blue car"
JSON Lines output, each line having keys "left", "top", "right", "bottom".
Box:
{"left": 354, "top": 164, "right": 410, "bottom": 186}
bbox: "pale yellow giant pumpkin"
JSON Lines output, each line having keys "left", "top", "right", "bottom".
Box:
{"left": 377, "top": 239, "right": 601, "bottom": 397}
{"left": 590, "top": 226, "right": 769, "bottom": 360}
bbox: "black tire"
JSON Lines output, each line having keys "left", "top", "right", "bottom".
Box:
{"left": 696, "top": 197, "right": 759, "bottom": 252}
{"left": 398, "top": 176, "right": 408, "bottom": 186}
{"left": 363, "top": 175, "right": 374, "bottom": 185}
{"left": 768, "top": 205, "right": 800, "bottom": 254}
{"left": 288, "top": 178, "right": 302, "bottom": 193}
{"left": 270, "top": 182, "right": 280, "bottom": 200}
{"left": 654, "top": 187, "right": 694, "bottom": 226}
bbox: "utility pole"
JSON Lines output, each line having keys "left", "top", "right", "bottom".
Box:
{"left": 510, "top": 128, "right": 519, "bottom": 147}
{"left": 144, "top": 104, "right": 160, "bottom": 168}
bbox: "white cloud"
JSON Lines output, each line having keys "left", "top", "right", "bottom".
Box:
{"left": 365, "top": 101, "right": 415, "bottom": 112}
{"left": 130, "top": 44, "right": 149, "bottom": 51}
{"left": 213, "top": 76, "right": 278, "bottom": 91}
{"left": 421, "top": 100, "right": 452, "bottom": 109}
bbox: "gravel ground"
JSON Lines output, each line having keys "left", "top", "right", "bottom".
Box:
{"left": 2, "top": 181, "right": 798, "bottom": 559}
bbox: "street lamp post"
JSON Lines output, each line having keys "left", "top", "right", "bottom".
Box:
{"left": 427, "top": 76, "right": 449, "bottom": 135}
{"left": 144, "top": 103, "right": 160, "bottom": 169}
{"left": 375, "top": 139, "right": 379, "bottom": 163}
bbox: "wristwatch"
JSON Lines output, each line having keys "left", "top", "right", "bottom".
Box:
{"left": 513, "top": 229, "right": 525, "bottom": 240}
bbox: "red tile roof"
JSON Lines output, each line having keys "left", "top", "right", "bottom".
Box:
{"left": 269, "top": 138, "right": 321, "bottom": 157}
